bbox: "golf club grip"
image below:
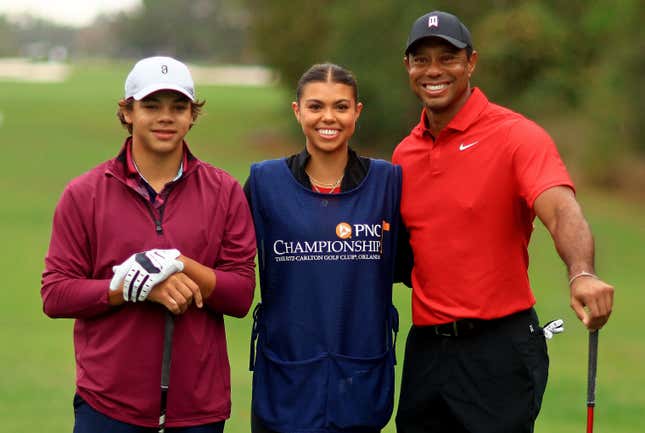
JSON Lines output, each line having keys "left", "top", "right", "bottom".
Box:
{"left": 161, "top": 311, "right": 175, "bottom": 387}
{"left": 159, "top": 311, "right": 175, "bottom": 432}
{"left": 587, "top": 330, "right": 599, "bottom": 406}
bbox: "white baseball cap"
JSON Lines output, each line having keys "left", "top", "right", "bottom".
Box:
{"left": 124, "top": 56, "right": 195, "bottom": 101}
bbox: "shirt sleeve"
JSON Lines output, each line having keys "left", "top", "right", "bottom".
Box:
{"left": 206, "top": 179, "right": 257, "bottom": 317}
{"left": 41, "top": 185, "right": 112, "bottom": 319}
{"left": 510, "top": 119, "right": 575, "bottom": 208}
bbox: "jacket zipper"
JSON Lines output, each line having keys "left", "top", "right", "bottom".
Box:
{"left": 106, "top": 159, "right": 196, "bottom": 236}
{"left": 145, "top": 202, "right": 166, "bottom": 235}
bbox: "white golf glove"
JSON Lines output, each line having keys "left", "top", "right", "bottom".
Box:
{"left": 109, "top": 249, "right": 184, "bottom": 302}
{"left": 543, "top": 319, "right": 564, "bottom": 340}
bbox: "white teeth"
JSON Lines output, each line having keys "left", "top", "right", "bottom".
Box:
{"left": 425, "top": 84, "right": 447, "bottom": 91}
{"left": 319, "top": 129, "right": 338, "bottom": 136}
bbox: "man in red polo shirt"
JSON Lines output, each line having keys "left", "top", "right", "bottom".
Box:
{"left": 392, "top": 11, "right": 614, "bottom": 433}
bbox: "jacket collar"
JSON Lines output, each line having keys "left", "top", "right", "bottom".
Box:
{"left": 108, "top": 137, "right": 197, "bottom": 181}
{"left": 290, "top": 146, "right": 368, "bottom": 191}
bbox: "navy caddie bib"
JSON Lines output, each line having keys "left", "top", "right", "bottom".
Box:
{"left": 248, "top": 157, "right": 401, "bottom": 433}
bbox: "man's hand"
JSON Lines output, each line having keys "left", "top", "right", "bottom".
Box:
{"left": 570, "top": 275, "right": 614, "bottom": 330}
{"left": 534, "top": 187, "right": 615, "bottom": 332}
{"left": 147, "top": 272, "right": 202, "bottom": 314}
{"left": 110, "top": 249, "right": 184, "bottom": 302}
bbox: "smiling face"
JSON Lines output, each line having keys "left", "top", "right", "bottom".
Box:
{"left": 292, "top": 81, "right": 363, "bottom": 157}
{"left": 122, "top": 90, "right": 193, "bottom": 158}
{"left": 405, "top": 37, "right": 478, "bottom": 119}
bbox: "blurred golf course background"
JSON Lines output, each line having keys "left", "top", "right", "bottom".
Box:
{"left": 0, "top": 59, "right": 643, "bottom": 433}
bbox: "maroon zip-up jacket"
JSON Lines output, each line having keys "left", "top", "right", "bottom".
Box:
{"left": 41, "top": 140, "right": 256, "bottom": 427}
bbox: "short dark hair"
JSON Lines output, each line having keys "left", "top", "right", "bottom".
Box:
{"left": 116, "top": 96, "right": 206, "bottom": 134}
{"left": 296, "top": 63, "right": 359, "bottom": 102}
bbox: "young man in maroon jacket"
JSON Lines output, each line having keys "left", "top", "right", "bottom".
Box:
{"left": 41, "top": 56, "right": 256, "bottom": 432}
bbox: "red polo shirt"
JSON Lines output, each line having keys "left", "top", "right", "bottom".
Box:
{"left": 392, "top": 88, "right": 574, "bottom": 325}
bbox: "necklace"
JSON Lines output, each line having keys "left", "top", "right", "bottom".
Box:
{"left": 306, "top": 170, "right": 343, "bottom": 194}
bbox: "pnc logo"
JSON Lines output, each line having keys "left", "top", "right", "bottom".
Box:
{"left": 335, "top": 222, "right": 352, "bottom": 239}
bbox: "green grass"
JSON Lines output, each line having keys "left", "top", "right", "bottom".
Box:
{"left": 1, "top": 61, "right": 643, "bottom": 433}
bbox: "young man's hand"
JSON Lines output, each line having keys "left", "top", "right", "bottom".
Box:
{"left": 110, "top": 249, "right": 184, "bottom": 302}
{"left": 147, "top": 273, "right": 202, "bottom": 314}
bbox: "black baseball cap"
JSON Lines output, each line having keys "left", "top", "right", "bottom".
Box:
{"left": 405, "top": 11, "right": 472, "bottom": 55}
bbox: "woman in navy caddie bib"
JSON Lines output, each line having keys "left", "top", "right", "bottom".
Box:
{"left": 245, "top": 63, "right": 408, "bottom": 433}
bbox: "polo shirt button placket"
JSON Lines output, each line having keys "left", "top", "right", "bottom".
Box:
{"left": 430, "top": 141, "right": 442, "bottom": 176}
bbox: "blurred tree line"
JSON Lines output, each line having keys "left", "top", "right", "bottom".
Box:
{"left": 247, "top": 0, "right": 645, "bottom": 191}
{"left": 0, "top": 0, "right": 251, "bottom": 63}
{"left": 1, "top": 0, "right": 643, "bottom": 190}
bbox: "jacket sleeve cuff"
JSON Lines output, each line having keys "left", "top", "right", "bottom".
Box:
{"left": 42, "top": 278, "right": 113, "bottom": 319}
{"left": 206, "top": 268, "right": 255, "bottom": 318}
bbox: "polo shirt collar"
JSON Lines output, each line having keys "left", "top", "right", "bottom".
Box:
{"left": 445, "top": 87, "right": 488, "bottom": 132}
{"left": 413, "top": 87, "right": 489, "bottom": 136}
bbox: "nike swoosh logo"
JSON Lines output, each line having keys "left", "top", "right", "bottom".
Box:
{"left": 459, "top": 141, "right": 479, "bottom": 151}
{"left": 459, "top": 140, "right": 479, "bottom": 151}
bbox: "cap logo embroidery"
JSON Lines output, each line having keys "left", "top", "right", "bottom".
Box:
{"left": 428, "top": 15, "right": 439, "bottom": 28}
{"left": 124, "top": 57, "right": 196, "bottom": 101}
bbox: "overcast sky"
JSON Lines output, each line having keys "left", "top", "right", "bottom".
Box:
{"left": 0, "top": 0, "right": 141, "bottom": 27}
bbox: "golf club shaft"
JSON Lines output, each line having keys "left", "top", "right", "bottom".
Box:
{"left": 586, "top": 330, "right": 599, "bottom": 433}
{"left": 159, "top": 311, "right": 175, "bottom": 433}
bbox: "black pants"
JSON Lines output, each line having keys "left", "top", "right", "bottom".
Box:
{"left": 396, "top": 308, "right": 549, "bottom": 433}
